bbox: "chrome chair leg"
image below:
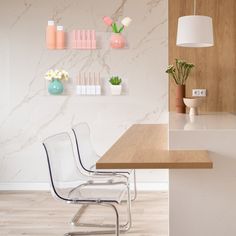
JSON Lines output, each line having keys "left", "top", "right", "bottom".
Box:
{"left": 66, "top": 184, "right": 131, "bottom": 235}
{"left": 65, "top": 203, "right": 120, "bottom": 236}
{"left": 131, "top": 170, "right": 137, "bottom": 201}
{"left": 128, "top": 182, "right": 132, "bottom": 229}
{"left": 122, "top": 182, "right": 132, "bottom": 231}
{"left": 112, "top": 203, "right": 120, "bottom": 236}
{"left": 121, "top": 169, "right": 137, "bottom": 203}
{"left": 71, "top": 204, "right": 89, "bottom": 226}
{"left": 71, "top": 187, "right": 132, "bottom": 230}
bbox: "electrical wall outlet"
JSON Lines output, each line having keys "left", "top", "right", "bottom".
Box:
{"left": 192, "top": 89, "right": 207, "bottom": 97}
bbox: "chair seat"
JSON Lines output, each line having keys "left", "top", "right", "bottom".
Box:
{"left": 91, "top": 166, "right": 133, "bottom": 176}
{"left": 68, "top": 183, "right": 127, "bottom": 203}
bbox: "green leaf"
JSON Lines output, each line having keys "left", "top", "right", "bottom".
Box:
{"left": 118, "top": 25, "right": 124, "bottom": 33}
{"left": 113, "top": 23, "right": 118, "bottom": 33}
{"left": 111, "top": 23, "right": 116, "bottom": 33}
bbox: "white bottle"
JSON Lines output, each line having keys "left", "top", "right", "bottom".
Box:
{"left": 76, "top": 75, "right": 82, "bottom": 95}
{"left": 84, "top": 73, "right": 89, "bottom": 95}
{"left": 87, "top": 73, "right": 92, "bottom": 95}
{"left": 90, "top": 74, "right": 96, "bottom": 95}
{"left": 81, "top": 74, "right": 86, "bottom": 95}
{"left": 95, "top": 73, "right": 101, "bottom": 95}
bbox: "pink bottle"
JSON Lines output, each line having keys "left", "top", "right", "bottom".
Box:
{"left": 46, "top": 20, "right": 56, "bottom": 49}
{"left": 56, "top": 26, "right": 65, "bottom": 49}
{"left": 72, "top": 30, "right": 77, "bottom": 49}
{"left": 76, "top": 30, "right": 82, "bottom": 49}
{"left": 81, "top": 30, "right": 86, "bottom": 49}
{"left": 86, "top": 30, "right": 91, "bottom": 49}
{"left": 91, "top": 30, "right": 96, "bottom": 49}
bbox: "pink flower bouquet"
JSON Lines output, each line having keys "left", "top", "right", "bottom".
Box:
{"left": 103, "top": 16, "right": 132, "bottom": 33}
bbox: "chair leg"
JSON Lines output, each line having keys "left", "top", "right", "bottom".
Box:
{"left": 131, "top": 170, "right": 137, "bottom": 201}
{"left": 65, "top": 203, "right": 120, "bottom": 236}
{"left": 71, "top": 204, "right": 89, "bottom": 226}
{"left": 111, "top": 203, "right": 120, "bottom": 236}
{"left": 121, "top": 169, "right": 137, "bottom": 203}
{"left": 70, "top": 199, "right": 131, "bottom": 229}
{"left": 66, "top": 184, "right": 132, "bottom": 235}
{"left": 122, "top": 182, "right": 132, "bottom": 231}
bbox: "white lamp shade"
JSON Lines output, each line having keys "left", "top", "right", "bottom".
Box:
{"left": 176, "top": 15, "right": 214, "bottom": 47}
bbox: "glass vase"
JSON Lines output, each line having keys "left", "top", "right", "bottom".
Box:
{"left": 48, "top": 79, "right": 64, "bottom": 95}
{"left": 110, "top": 33, "right": 125, "bottom": 49}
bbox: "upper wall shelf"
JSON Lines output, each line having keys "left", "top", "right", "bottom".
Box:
{"left": 47, "top": 31, "right": 129, "bottom": 51}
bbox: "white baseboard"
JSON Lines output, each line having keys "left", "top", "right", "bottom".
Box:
{"left": 0, "top": 182, "right": 168, "bottom": 191}
{"left": 134, "top": 182, "right": 168, "bottom": 191}
{"left": 0, "top": 182, "right": 50, "bottom": 191}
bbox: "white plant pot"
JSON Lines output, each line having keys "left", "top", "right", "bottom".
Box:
{"left": 110, "top": 85, "right": 122, "bottom": 95}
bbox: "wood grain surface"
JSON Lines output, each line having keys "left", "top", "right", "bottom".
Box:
{"left": 0, "top": 191, "right": 168, "bottom": 236}
{"left": 96, "top": 124, "right": 213, "bottom": 169}
{"left": 169, "top": 0, "right": 236, "bottom": 112}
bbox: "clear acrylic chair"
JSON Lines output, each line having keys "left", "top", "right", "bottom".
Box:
{"left": 43, "top": 132, "right": 131, "bottom": 236}
{"left": 71, "top": 123, "right": 137, "bottom": 201}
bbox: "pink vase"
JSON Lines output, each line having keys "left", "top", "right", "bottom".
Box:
{"left": 110, "top": 33, "right": 125, "bottom": 49}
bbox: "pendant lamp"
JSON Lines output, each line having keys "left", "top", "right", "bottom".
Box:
{"left": 176, "top": 0, "right": 214, "bottom": 47}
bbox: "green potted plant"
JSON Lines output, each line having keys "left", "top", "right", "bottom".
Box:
{"left": 166, "top": 59, "right": 194, "bottom": 113}
{"left": 109, "top": 76, "right": 122, "bottom": 95}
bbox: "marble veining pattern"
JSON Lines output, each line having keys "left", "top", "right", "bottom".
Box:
{"left": 0, "top": 0, "right": 168, "bottom": 184}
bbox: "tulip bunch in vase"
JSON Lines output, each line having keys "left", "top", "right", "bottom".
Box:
{"left": 45, "top": 69, "right": 69, "bottom": 95}
{"left": 103, "top": 16, "right": 132, "bottom": 49}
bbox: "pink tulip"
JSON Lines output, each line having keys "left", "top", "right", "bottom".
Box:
{"left": 103, "top": 16, "right": 113, "bottom": 26}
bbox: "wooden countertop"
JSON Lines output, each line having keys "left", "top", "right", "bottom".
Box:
{"left": 96, "top": 124, "right": 213, "bottom": 169}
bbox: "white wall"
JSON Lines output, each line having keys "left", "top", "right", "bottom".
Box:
{"left": 0, "top": 0, "right": 168, "bottom": 190}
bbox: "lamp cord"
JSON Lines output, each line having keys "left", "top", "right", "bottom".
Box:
{"left": 194, "top": 0, "right": 196, "bottom": 15}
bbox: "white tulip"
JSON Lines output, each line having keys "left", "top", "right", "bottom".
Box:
{"left": 121, "top": 17, "right": 132, "bottom": 27}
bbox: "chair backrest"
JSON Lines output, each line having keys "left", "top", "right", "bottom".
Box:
{"left": 43, "top": 132, "right": 84, "bottom": 202}
{"left": 72, "top": 123, "right": 99, "bottom": 174}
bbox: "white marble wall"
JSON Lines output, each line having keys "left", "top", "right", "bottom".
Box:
{"left": 0, "top": 0, "right": 168, "bottom": 187}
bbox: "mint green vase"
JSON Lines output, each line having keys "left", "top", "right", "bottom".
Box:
{"left": 48, "top": 79, "right": 64, "bottom": 95}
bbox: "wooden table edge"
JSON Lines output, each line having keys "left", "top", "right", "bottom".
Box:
{"left": 96, "top": 162, "right": 213, "bottom": 169}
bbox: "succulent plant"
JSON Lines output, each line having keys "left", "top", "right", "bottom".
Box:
{"left": 109, "top": 76, "right": 122, "bottom": 85}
